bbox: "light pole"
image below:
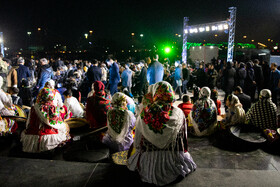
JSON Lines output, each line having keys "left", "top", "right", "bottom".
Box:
{"left": 0, "top": 32, "right": 4, "bottom": 57}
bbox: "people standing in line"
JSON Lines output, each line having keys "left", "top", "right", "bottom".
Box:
{"left": 147, "top": 54, "right": 164, "bottom": 85}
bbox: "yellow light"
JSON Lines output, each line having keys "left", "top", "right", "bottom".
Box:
{"left": 131, "top": 33, "right": 135, "bottom": 36}
{"left": 251, "top": 40, "right": 254, "bottom": 42}
{"left": 84, "top": 33, "right": 88, "bottom": 39}
{"left": 89, "top": 30, "right": 93, "bottom": 34}
{"left": 243, "top": 36, "right": 247, "bottom": 39}
{"left": 38, "top": 28, "right": 41, "bottom": 31}
{"left": 268, "top": 39, "right": 271, "bottom": 41}
{"left": 215, "top": 34, "right": 218, "bottom": 37}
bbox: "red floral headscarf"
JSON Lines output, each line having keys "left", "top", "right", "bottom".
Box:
{"left": 141, "top": 81, "right": 175, "bottom": 134}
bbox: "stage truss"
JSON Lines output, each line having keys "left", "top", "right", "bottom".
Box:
{"left": 182, "top": 7, "right": 237, "bottom": 63}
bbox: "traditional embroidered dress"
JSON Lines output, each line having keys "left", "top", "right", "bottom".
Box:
{"left": 223, "top": 94, "right": 245, "bottom": 126}
{"left": 246, "top": 89, "right": 278, "bottom": 130}
{"left": 127, "top": 81, "right": 196, "bottom": 186}
{"left": 21, "top": 80, "right": 70, "bottom": 153}
{"left": 102, "top": 92, "right": 136, "bottom": 152}
{"left": 188, "top": 87, "right": 217, "bottom": 136}
{"left": 86, "top": 81, "right": 111, "bottom": 129}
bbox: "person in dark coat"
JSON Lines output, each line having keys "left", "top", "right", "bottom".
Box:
{"left": 244, "top": 61, "right": 256, "bottom": 101}
{"left": 270, "top": 63, "right": 280, "bottom": 106}
{"left": 234, "top": 86, "right": 251, "bottom": 113}
{"left": 262, "top": 61, "right": 271, "bottom": 89}
{"left": 16, "top": 57, "right": 31, "bottom": 88}
{"left": 138, "top": 63, "right": 148, "bottom": 103}
{"left": 236, "top": 62, "right": 246, "bottom": 89}
{"left": 222, "top": 62, "right": 236, "bottom": 103}
{"left": 87, "top": 59, "right": 102, "bottom": 85}
{"left": 195, "top": 63, "right": 208, "bottom": 88}
{"left": 207, "top": 64, "right": 218, "bottom": 89}
{"left": 182, "top": 63, "right": 190, "bottom": 93}
{"left": 253, "top": 59, "right": 264, "bottom": 99}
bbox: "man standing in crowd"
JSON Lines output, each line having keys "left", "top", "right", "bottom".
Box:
{"left": 253, "top": 59, "right": 264, "bottom": 99}
{"left": 234, "top": 86, "right": 251, "bottom": 113}
{"left": 270, "top": 63, "right": 280, "bottom": 106}
{"left": 147, "top": 54, "right": 163, "bottom": 85}
{"left": 182, "top": 63, "right": 190, "bottom": 94}
{"left": 121, "top": 63, "right": 133, "bottom": 94}
{"left": 87, "top": 59, "right": 102, "bottom": 86}
{"left": 36, "top": 58, "right": 53, "bottom": 91}
{"left": 109, "top": 58, "right": 120, "bottom": 95}
{"left": 16, "top": 57, "right": 31, "bottom": 88}
{"left": 174, "top": 63, "right": 183, "bottom": 100}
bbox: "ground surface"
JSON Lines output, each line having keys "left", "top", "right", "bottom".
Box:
{"left": 1, "top": 90, "right": 280, "bottom": 186}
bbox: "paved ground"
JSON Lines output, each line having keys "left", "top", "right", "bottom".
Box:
{"left": 1, "top": 90, "right": 280, "bottom": 186}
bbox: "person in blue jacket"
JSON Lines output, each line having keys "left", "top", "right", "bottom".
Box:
{"left": 147, "top": 54, "right": 163, "bottom": 85}
{"left": 109, "top": 59, "right": 120, "bottom": 96}
{"left": 36, "top": 58, "right": 54, "bottom": 91}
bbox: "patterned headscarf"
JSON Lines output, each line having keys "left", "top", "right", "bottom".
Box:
{"left": 94, "top": 81, "right": 105, "bottom": 96}
{"left": 141, "top": 81, "right": 175, "bottom": 134}
{"left": 35, "top": 87, "right": 63, "bottom": 127}
{"left": 111, "top": 92, "right": 128, "bottom": 110}
{"left": 141, "top": 84, "right": 155, "bottom": 107}
{"left": 192, "top": 86, "right": 217, "bottom": 132}
{"left": 199, "top": 87, "right": 211, "bottom": 99}
{"left": 260, "top": 89, "right": 272, "bottom": 101}
{"left": 44, "top": 80, "right": 55, "bottom": 89}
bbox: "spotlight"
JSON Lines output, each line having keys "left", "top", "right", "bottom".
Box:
{"left": 223, "top": 24, "right": 228, "bottom": 30}
{"left": 218, "top": 25, "right": 223, "bottom": 30}
{"left": 199, "top": 27, "right": 205, "bottom": 32}
{"left": 205, "top": 26, "right": 210, "bottom": 31}
{"left": 212, "top": 26, "right": 217, "bottom": 31}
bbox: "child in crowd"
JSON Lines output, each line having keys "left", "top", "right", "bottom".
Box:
{"left": 211, "top": 89, "right": 221, "bottom": 115}
{"left": 10, "top": 87, "right": 23, "bottom": 107}
{"left": 178, "top": 95, "right": 193, "bottom": 117}
{"left": 18, "top": 79, "right": 33, "bottom": 107}
{"left": 63, "top": 89, "right": 84, "bottom": 118}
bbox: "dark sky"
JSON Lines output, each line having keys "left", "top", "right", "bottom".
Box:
{"left": 0, "top": 0, "right": 279, "bottom": 49}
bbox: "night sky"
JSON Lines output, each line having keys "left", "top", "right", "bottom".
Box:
{"left": 0, "top": 0, "right": 279, "bottom": 50}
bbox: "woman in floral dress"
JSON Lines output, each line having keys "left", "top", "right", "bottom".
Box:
{"left": 21, "top": 80, "right": 70, "bottom": 153}
{"left": 127, "top": 81, "right": 196, "bottom": 186}
{"left": 102, "top": 92, "right": 136, "bottom": 152}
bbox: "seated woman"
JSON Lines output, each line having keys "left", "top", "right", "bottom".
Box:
{"left": 188, "top": 87, "right": 217, "bottom": 136}
{"left": 0, "top": 76, "right": 16, "bottom": 116}
{"left": 211, "top": 89, "right": 221, "bottom": 115}
{"left": 127, "top": 81, "right": 196, "bottom": 186}
{"left": 86, "top": 81, "right": 111, "bottom": 129}
{"left": 102, "top": 92, "right": 136, "bottom": 152}
{"left": 21, "top": 80, "right": 70, "bottom": 153}
{"left": 221, "top": 94, "right": 245, "bottom": 127}
{"left": 246, "top": 89, "right": 278, "bottom": 131}
{"left": 63, "top": 89, "right": 84, "bottom": 118}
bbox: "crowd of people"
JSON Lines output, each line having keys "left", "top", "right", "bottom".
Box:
{"left": 0, "top": 52, "right": 280, "bottom": 186}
